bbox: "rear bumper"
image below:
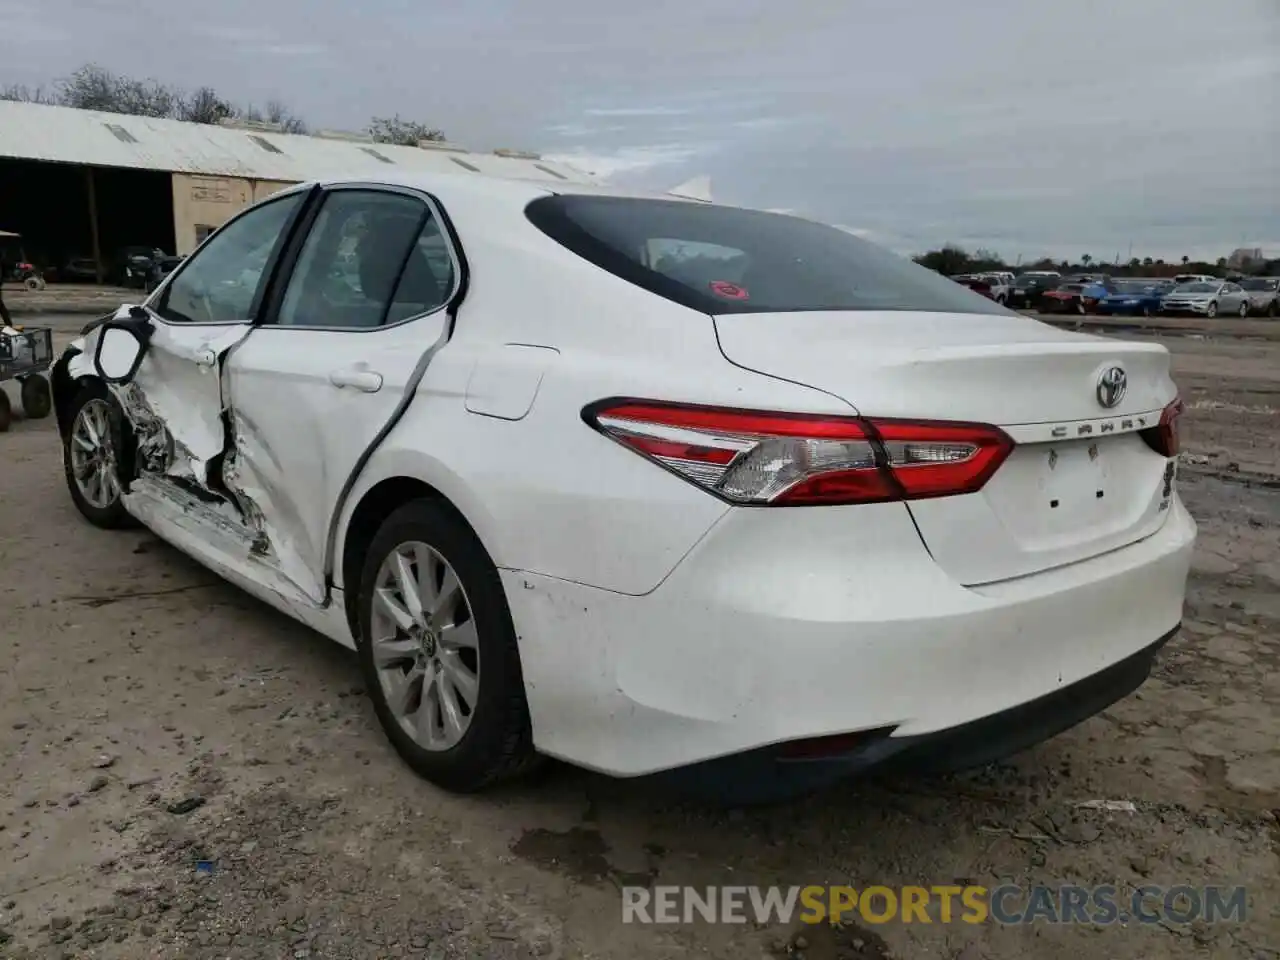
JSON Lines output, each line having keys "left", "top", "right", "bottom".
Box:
{"left": 648, "top": 626, "right": 1176, "bottom": 803}
{"left": 505, "top": 495, "right": 1195, "bottom": 781}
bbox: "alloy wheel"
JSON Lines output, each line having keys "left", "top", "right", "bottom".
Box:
{"left": 369, "top": 541, "right": 480, "bottom": 751}
{"left": 69, "top": 398, "right": 121, "bottom": 509}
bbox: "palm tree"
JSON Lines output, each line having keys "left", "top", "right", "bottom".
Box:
{"left": 1181, "top": 256, "right": 1190, "bottom": 266}
{"left": 1081, "top": 254, "right": 1093, "bottom": 267}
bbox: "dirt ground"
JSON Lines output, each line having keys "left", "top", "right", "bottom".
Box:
{"left": 2, "top": 317, "right": 1277, "bottom": 960}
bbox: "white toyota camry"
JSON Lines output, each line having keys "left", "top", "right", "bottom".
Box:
{"left": 52, "top": 173, "right": 1195, "bottom": 802}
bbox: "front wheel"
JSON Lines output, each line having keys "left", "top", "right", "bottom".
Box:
{"left": 1076, "top": 300, "right": 1087, "bottom": 315}
{"left": 1238, "top": 301, "right": 1249, "bottom": 318}
{"left": 1206, "top": 301, "right": 1218, "bottom": 318}
{"left": 62, "top": 380, "right": 136, "bottom": 528}
{"left": 1269, "top": 301, "right": 1278, "bottom": 319}
{"left": 357, "top": 499, "right": 537, "bottom": 792}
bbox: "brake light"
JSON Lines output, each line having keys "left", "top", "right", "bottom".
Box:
{"left": 583, "top": 400, "right": 1014, "bottom": 506}
{"left": 1141, "top": 397, "right": 1183, "bottom": 457}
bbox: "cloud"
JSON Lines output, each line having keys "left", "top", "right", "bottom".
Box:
{"left": 9, "top": 0, "right": 1277, "bottom": 260}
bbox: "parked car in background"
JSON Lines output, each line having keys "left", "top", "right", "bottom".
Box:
{"left": 1010, "top": 271, "right": 1061, "bottom": 309}
{"left": 48, "top": 174, "right": 1194, "bottom": 802}
{"left": 59, "top": 257, "right": 101, "bottom": 283}
{"left": 960, "top": 273, "right": 1011, "bottom": 304}
{"left": 1041, "top": 280, "right": 1108, "bottom": 314}
{"left": 1172, "top": 274, "right": 1216, "bottom": 286}
{"left": 1160, "top": 281, "right": 1250, "bottom": 318}
{"left": 144, "top": 254, "right": 185, "bottom": 293}
{"left": 1078, "top": 278, "right": 1119, "bottom": 313}
{"left": 1238, "top": 277, "right": 1279, "bottom": 317}
{"left": 116, "top": 246, "right": 168, "bottom": 289}
{"left": 1096, "top": 280, "right": 1174, "bottom": 317}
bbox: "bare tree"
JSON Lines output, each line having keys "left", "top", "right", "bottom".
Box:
{"left": 179, "top": 87, "right": 235, "bottom": 125}
{"left": 0, "top": 83, "right": 56, "bottom": 104}
{"left": 368, "top": 114, "right": 445, "bottom": 145}
{"left": 261, "top": 99, "right": 307, "bottom": 134}
{"left": 57, "top": 64, "right": 179, "bottom": 118}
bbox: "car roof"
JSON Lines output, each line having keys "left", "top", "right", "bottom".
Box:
{"left": 308, "top": 170, "right": 702, "bottom": 207}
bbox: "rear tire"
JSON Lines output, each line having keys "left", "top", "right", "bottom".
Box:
{"left": 62, "top": 380, "right": 136, "bottom": 529}
{"left": 357, "top": 499, "right": 538, "bottom": 793}
{"left": 0, "top": 389, "right": 11, "bottom": 433}
{"left": 1269, "top": 301, "right": 1278, "bottom": 319}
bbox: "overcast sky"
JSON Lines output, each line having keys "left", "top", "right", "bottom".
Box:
{"left": 4, "top": 0, "right": 1277, "bottom": 261}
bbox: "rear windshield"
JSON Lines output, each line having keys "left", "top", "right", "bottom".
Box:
{"left": 1176, "top": 282, "right": 1216, "bottom": 293}
{"left": 524, "top": 195, "right": 1008, "bottom": 316}
{"left": 1240, "top": 278, "right": 1278, "bottom": 291}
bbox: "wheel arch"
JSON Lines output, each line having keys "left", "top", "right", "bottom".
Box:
{"left": 336, "top": 467, "right": 503, "bottom": 643}
{"left": 51, "top": 346, "right": 90, "bottom": 439}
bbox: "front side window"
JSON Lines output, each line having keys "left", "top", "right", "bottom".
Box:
{"left": 158, "top": 193, "right": 304, "bottom": 324}
{"left": 525, "top": 195, "right": 1008, "bottom": 316}
{"left": 276, "top": 190, "right": 455, "bottom": 329}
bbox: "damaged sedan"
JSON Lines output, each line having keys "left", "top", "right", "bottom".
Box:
{"left": 53, "top": 174, "right": 1195, "bottom": 802}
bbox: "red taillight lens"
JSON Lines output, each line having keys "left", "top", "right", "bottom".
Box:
{"left": 583, "top": 400, "right": 1014, "bottom": 506}
{"left": 1141, "top": 397, "right": 1183, "bottom": 457}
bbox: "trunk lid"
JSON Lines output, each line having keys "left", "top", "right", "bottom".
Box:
{"left": 714, "top": 311, "right": 1179, "bottom": 585}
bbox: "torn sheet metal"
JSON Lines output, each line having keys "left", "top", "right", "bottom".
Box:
{"left": 75, "top": 309, "right": 325, "bottom": 606}
{"left": 220, "top": 403, "right": 327, "bottom": 604}
{"left": 78, "top": 310, "right": 251, "bottom": 486}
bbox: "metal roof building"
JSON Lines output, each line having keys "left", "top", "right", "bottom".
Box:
{"left": 0, "top": 101, "right": 595, "bottom": 274}
{"left": 0, "top": 100, "right": 591, "bottom": 184}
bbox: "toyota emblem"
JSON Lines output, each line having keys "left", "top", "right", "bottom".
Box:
{"left": 1096, "top": 366, "right": 1127, "bottom": 408}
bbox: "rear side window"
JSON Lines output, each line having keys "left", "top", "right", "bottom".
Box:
{"left": 525, "top": 195, "right": 1008, "bottom": 316}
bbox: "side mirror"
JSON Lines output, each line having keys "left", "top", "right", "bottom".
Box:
{"left": 93, "top": 321, "right": 152, "bottom": 383}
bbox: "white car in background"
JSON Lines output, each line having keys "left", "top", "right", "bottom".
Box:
{"left": 51, "top": 175, "right": 1195, "bottom": 802}
{"left": 1160, "top": 280, "right": 1251, "bottom": 318}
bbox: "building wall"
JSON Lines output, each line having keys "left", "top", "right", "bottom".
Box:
{"left": 170, "top": 173, "right": 298, "bottom": 254}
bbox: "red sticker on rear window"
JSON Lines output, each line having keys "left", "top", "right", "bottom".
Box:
{"left": 709, "top": 280, "right": 749, "bottom": 301}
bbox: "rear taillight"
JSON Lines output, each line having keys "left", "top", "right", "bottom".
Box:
{"left": 1141, "top": 397, "right": 1183, "bottom": 458}
{"left": 583, "top": 400, "right": 1014, "bottom": 506}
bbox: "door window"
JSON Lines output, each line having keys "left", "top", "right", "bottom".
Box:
{"left": 276, "top": 190, "right": 456, "bottom": 329}
{"left": 158, "top": 193, "right": 304, "bottom": 324}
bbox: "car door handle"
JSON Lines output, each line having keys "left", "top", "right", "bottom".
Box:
{"left": 329, "top": 367, "right": 384, "bottom": 393}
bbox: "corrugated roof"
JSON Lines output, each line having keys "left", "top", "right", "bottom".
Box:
{"left": 0, "top": 100, "right": 595, "bottom": 185}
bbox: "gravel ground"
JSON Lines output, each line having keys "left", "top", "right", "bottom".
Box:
{"left": 1, "top": 319, "right": 1277, "bottom": 960}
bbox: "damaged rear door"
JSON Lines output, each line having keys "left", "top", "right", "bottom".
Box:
{"left": 221, "top": 185, "right": 462, "bottom": 604}
{"left": 95, "top": 189, "right": 311, "bottom": 547}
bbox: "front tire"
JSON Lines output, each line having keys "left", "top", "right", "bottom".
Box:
{"left": 1206, "top": 301, "right": 1218, "bottom": 318}
{"left": 1238, "top": 301, "right": 1249, "bottom": 318}
{"left": 62, "top": 380, "right": 135, "bottom": 528}
{"left": 357, "top": 499, "right": 537, "bottom": 793}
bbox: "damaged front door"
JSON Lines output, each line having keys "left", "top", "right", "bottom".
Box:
{"left": 223, "top": 186, "right": 461, "bottom": 605}
{"left": 94, "top": 189, "right": 310, "bottom": 559}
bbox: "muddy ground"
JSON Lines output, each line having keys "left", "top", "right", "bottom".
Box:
{"left": 2, "top": 318, "right": 1277, "bottom": 960}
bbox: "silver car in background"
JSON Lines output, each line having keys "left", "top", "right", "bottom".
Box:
{"left": 1160, "top": 280, "right": 1250, "bottom": 318}
{"left": 1238, "top": 277, "right": 1279, "bottom": 318}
